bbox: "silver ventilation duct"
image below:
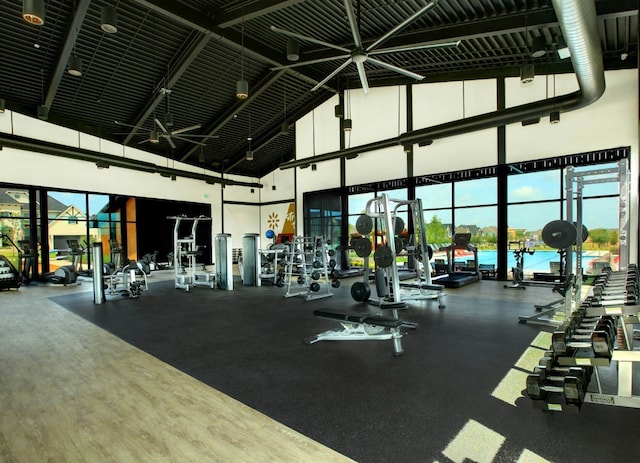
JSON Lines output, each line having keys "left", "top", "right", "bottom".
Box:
{"left": 280, "top": 0, "right": 605, "bottom": 170}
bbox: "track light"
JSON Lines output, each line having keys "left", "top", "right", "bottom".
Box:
{"left": 236, "top": 79, "right": 249, "bottom": 99}
{"left": 100, "top": 4, "right": 118, "bottom": 34}
{"left": 68, "top": 55, "right": 83, "bottom": 76}
{"left": 170, "top": 174, "right": 177, "bottom": 181}
{"left": 311, "top": 164, "right": 317, "bottom": 171}
{"left": 520, "top": 64, "right": 534, "bottom": 86}
{"left": 530, "top": 36, "right": 546, "bottom": 58}
{"left": 286, "top": 38, "right": 300, "bottom": 61}
{"left": 550, "top": 111, "right": 560, "bottom": 124}
{"left": 37, "top": 105, "right": 49, "bottom": 120}
{"left": 23, "top": 0, "right": 45, "bottom": 26}
{"left": 0, "top": 98, "right": 5, "bottom": 113}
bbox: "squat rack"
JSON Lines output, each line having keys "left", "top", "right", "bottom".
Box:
{"left": 167, "top": 215, "right": 215, "bottom": 291}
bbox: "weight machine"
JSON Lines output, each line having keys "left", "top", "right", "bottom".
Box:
{"left": 168, "top": 215, "right": 215, "bottom": 291}
{"left": 504, "top": 241, "right": 535, "bottom": 290}
{"left": 350, "top": 194, "right": 445, "bottom": 308}
{"left": 519, "top": 159, "right": 630, "bottom": 326}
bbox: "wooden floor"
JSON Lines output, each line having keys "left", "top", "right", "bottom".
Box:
{"left": 0, "top": 279, "right": 353, "bottom": 463}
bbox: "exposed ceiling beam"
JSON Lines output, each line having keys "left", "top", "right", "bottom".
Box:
{"left": 43, "top": 0, "right": 91, "bottom": 110}
{"left": 180, "top": 70, "right": 286, "bottom": 162}
{"left": 124, "top": 32, "right": 212, "bottom": 145}
{"left": 214, "top": 0, "right": 308, "bottom": 29}
{"left": 131, "top": 0, "right": 330, "bottom": 91}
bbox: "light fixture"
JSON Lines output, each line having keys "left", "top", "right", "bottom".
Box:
{"left": 521, "top": 117, "right": 540, "bottom": 126}
{"left": 345, "top": 153, "right": 358, "bottom": 160}
{"left": 250, "top": 188, "right": 255, "bottom": 194}
{"left": 237, "top": 23, "right": 249, "bottom": 99}
{"left": 170, "top": 174, "right": 177, "bottom": 181}
{"left": 150, "top": 129, "right": 159, "bottom": 144}
{"left": 520, "top": 64, "right": 534, "bottom": 86}
{"left": 164, "top": 112, "right": 174, "bottom": 127}
{"left": 68, "top": 55, "right": 83, "bottom": 76}
{"left": 22, "top": 0, "right": 45, "bottom": 26}
{"left": 100, "top": 4, "right": 118, "bottom": 34}
{"left": 286, "top": 38, "right": 300, "bottom": 61}
{"left": 280, "top": 122, "right": 290, "bottom": 135}
{"left": 549, "top": 111, "right": 560, "bottom": 124}
{"left": 311, "top": 163, "right": 317, "bottom": 171}
{"left": 246, "top": 150, "right": 254, "bottom": 161}
{"left": 530, "top": 36, "right": 546, "bottom": 58}
{"left": 343, "top": 118, "right": 352, "bottom": 131}
{"left": 236, "top": 79, "right": 249, "bottom": 99}
{"left": 418, "top": 139, "right": 434, "bottom": 147}
{"left": 556, "top": 36, "right": 570, "bottom": 59}
{"left": 334, "top": 104, "right": 343, "bottom": 118}
{"left": 271, "top": 185, "right": 276, "bottom": 191}
{"left": 96, "top": 161, "right": 110, "bottom": 169}
{"left": 198, "top": 147, "right": 205, "bottom": 163}
{"left": 0, "top": 98, "right": 5, "bottom": 113}
{"left": 37, "top": 105, "right": 49, "bottom": 120}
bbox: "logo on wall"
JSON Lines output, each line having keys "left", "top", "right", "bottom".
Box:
{"left": 267, "top": 212, "right": 280, "bottom": 230}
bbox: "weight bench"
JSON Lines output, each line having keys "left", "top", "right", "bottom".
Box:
{"left": 304, "top": 309, "right": 418, "bottom": 356}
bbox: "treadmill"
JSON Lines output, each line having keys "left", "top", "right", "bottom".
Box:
{"left": 432, "top": 233, "right": 481, "bottom": 288}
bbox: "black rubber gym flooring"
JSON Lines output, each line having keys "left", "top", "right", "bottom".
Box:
{"left": 52, "top": 276, "right": 639, "bottom": 463}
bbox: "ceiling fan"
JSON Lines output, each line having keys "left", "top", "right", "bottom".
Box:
{"left": 115, "top": 119, "right": 213, "bottom": 148}
{"left": 270, "top": 0, "right": 460, "bottom": 93}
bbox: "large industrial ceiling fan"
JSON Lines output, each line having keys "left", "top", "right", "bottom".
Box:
{"left": 270, "top": 0, "right": 459, "bottom": 93}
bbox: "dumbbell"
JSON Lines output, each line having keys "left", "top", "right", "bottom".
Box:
{"left": 551, "top": 327, "right": 612, "bottom": 358}
{"left": 526, "top": 364, "right": 589, "bottom": 401}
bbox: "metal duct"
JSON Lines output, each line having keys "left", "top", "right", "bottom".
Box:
{"left": 280, "top": 0, "right": 605, "bottom": 170}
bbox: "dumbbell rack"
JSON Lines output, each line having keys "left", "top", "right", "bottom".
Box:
{"left": 526, "top": 304, "right": 640, "bottom": 412}
{"left": 283, "top": 236, "right": 333, "bottom": 301}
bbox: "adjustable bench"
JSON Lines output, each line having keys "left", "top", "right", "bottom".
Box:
{"left": 304, "top": 309, "right": 418, "bottom": 356}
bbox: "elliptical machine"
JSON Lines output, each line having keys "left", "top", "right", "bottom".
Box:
{"left": 20, "top": 240, "right": 78, "bottom": 285}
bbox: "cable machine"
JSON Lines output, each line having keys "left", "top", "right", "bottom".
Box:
{"left": 168, "top": 215, "right": 215, "bottom": 291}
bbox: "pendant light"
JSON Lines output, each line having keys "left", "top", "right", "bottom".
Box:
{"left": 0, "top": 98, "right": 5, "bottom": 113}
{"left": 100, "top": 4, "right": 118, "bottom": 34}
{"left": 236, "top": 22, "right": 248, "bottom": 99}
{"left": 37, "top": 68, "right": 48, "bottom": 120}
{"left": 68, "top": 0, "right": 82, "bottom": 76}
{"left": 23, "top": 0, "right": 45, "bottom": 26}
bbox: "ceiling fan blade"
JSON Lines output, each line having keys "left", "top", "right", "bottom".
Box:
{"left": 367, "top": 57, "right": 425, "bottom": 81}
{"left": 311, "top": 58, "right": 353, "bottom": 92}
{"left": 172, "top": 134, "right": 219, "bottom": 139}
{"left": 366, "top": 1, "right": 439, "bottom": 53}
{"left": 138, "top": 139, "right": 150, "bottom": 144}
{"left": 171, "top": 124, "right": 201, "bottom": 135}
{"left": 271, "top": 54, "right": 350, "bottom": 71}
{"left": 115, "top": 120, "right": 146, "bottom": 129}
{"left": 355, "top": 60, "right": 370, "bottom": 93}
{"left": 173, "top": 135, "right": 207, "bottom": 146}
{"left": 270, "top": 26, "right": 350, "bottom": 53}
{"left": 369, "top": 40, "right": 461, "bottom": 56}
{"left": 165, "top": 136, "right": 177, "bottom": 149}
{"left": 154, "top": 118, "right": 170, "bottom": 135}
{"left": 344, "top": 0, "right": 364, "bottom": 49}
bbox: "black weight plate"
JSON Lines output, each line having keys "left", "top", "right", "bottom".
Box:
{"left": 351, "top": 281, "right": 371, "bottom": 302}
{"left": 331, "top": 279, "right": 341, "bottom": 288}
{"left": 310, "top": 282, "right": 320, "bottom": 292}
{"left": 573, "top": 223, "right": 589, "bottom": 243}
{"left": 394, "top": 238, "right": 404, "bottom": 255}
{"left": 374, "top": 246, "right": 394, "bottom": 268}
{"left": 542, "top": 220, "right": 577, "bottom": 249}
{"left": 393, "top": 217, "right": 405, "bottom": 235}
{"left": 328, "top": 249, "right": 336, "bottom": 257}
{"left": 354, "top": 237, "right": 372, "bottom": 258}
{"left": 355, "top": 214, "right": 373, "bottom": 235}
{"left": 313, "top": 260, "right": 322, "bottom": 269}
{"left": 329, "top": 258, "right": 337, "bottom": 268}
{"left": 311, "top": 271, "right": 320, "bottom": 280}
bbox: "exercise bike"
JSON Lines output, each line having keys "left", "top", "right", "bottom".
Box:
{"left": 504, "top": 246, "right": 535, "bottom": 290}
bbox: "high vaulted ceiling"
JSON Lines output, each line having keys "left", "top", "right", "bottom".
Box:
{"left": 0, "top": 0, "right": 637, "bottom": 180}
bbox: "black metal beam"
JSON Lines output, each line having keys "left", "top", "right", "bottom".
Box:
{"left": 124, "top": 32, "right": 212, "bottom": 145}
{"left": 214, "top": 0, "right": 308, "bottom": 28}
{"left": 44, "top": 0, "right": 91, "bottom": 111}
